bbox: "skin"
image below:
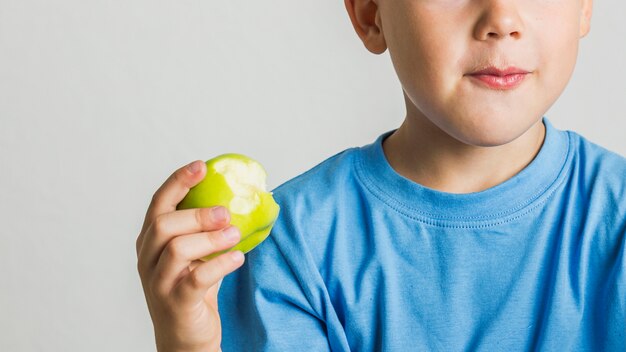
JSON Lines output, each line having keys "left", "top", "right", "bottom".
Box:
{"left": 136, "top": 160, "right": 244, "bottom": 352}
{"left": 344, "top": 0, "right": 593, "bottom": 193}
{"left": 137, "top": 1, "right": 594, "bottom": 351}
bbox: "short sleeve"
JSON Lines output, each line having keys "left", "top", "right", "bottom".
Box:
{"left": 218, "top": 152, "right": 355, "bottom": 352}
{"left": 218, "top": 233, "right": 335, "bottom": 352}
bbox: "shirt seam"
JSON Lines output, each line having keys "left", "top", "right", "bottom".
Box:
{"left": 354, "top": 132, "right": 575, "bottom": 228}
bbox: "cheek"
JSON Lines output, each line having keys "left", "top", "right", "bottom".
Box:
{"left": 384, "top": 2, "right": 462, "bottom": 88}
{"left": 535, "top": 8, "right": 581, "bottom": 98}
{"left": 390, "top": 22, "right": 463, "bottom": 109}
{"left": 397, "top": 41, "right": 463, "bottom": 126}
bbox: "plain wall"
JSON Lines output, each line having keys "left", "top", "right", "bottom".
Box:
{"left": 1, "top": 0, "right": 624, "bottom": 350}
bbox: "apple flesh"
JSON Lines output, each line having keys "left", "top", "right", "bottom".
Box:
{"left": 177, "top": 154, "right": 280, "bottom": 260}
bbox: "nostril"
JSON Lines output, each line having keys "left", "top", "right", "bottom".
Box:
{"left": 486, "top": 31, "right": 520, "bottom": 39}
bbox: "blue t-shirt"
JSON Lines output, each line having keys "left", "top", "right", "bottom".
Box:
{"left": 219, "top": 118, "right": 626, "bottom": 351}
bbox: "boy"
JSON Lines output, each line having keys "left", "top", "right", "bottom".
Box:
{"left": 136, "top": 0, "right": 626, "bottom": 350}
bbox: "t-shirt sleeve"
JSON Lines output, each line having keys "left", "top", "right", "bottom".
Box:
{"left": 218, "top": 233, "right": 332, "bottom": 352}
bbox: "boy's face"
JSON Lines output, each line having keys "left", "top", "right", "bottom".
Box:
{"left": 346, "top": 0, "right": 593, "bottom": 147}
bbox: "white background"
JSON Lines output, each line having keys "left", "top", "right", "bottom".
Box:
{"left": 1, "top": 0, "right": 624, "bottom": 350}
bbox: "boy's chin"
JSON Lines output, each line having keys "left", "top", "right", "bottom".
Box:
{"left": 458, "top": 133, "right": 523, "bottom": 148}
{"left": 445, "top": 119, "right": 542, "bottom": 148}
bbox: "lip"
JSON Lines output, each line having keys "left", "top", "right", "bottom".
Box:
{"left": 466, "top": 66, "right": 531, "bottom": 90}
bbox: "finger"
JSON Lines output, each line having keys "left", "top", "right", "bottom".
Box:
{"left": 152, "top": 226, "right": 241, "bottom": 295}
{"left": 147, "top": 160, "right": 207, "bottom": 229}
{"left": 206, "top": 278, "right": 223, "bottom": 304}
{"left": 189, "top": 259, "right": 204, "bottom": 271}
{"left": 136, "top": 160, "right": 207, "bottom": 255}
{"left": 173, "top": 251, "right": 245, "bottom": 304}
{"left": 155, "top": 206, "right": 231, "bottom": 240}
{"left": 138, "top": 206, "right": 230, "bottom": 271}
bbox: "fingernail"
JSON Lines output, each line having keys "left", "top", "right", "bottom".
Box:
{"left": 187, "top": 160, "right": 202, "bottom": 174}
{"left": 222, "top": 227, "right": 240, "bottom": 242}
{"left": 230, "top": 250, "right": 244, "bottom": 262}
{"left": 211, "top": 206, "right": 228, "bottom": 221}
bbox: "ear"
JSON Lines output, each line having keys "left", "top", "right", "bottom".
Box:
{"left": 344, "top": 0, "right": 387, "bottom": 54}
{"left": 579, "top": 0, "right": 593, "bottom": 37}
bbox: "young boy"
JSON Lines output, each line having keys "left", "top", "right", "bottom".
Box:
{"left": 136, "top": 0, "right": 626, "bottom": 350}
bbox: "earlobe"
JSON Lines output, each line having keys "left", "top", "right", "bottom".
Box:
{"left": 344, "top": 0, "right": 387, "bottom": 54}
{"left": 579, "top": 0, "right": 593, "bottom": 37}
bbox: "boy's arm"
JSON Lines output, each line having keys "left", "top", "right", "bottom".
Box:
{"left": 218, "top": 230, "right": 347, "bottom": 351}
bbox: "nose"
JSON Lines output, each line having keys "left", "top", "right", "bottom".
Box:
{"left": 473, "top": 0, "right": 524, "bottom": 41}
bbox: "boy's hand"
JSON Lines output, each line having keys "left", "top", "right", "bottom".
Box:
{"left": 136, "top": 160, "right": 245, "bottom": 352}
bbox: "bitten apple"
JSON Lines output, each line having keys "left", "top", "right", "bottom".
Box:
{"left": 177, "top": 154, "right": 280, "bottom": 260}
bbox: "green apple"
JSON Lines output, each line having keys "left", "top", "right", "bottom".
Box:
{"left": 177, "top": 153, "right": 280, "bottom": 260}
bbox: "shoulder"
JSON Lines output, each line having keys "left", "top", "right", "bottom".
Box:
{"left": 567, "top": 130, "right": 626, "bottom": 188}
{"left": 270, "top": 147, "right": 363, "bottom": 220}
{"left": 261, "top": 146, "right": 365, "bottom": 267}
{"left": 568, "top": 130, "right": 626, "bottom": 170}
{"left": 566, "top": 130, "right": 626, "bottom": 217}
{"left": 272, "top": 147, "right": 361, "bottom": 200}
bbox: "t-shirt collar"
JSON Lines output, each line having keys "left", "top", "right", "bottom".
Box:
{"left": 356, "top": 117, "right": 572, "bottom": 226}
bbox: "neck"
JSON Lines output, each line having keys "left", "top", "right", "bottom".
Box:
{"left": 382, "top": 110, "right": 546, "bottom": 194}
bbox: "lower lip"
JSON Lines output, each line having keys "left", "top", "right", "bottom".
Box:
{"left": 468, "top": 73, "right": 529, "bottom": 90}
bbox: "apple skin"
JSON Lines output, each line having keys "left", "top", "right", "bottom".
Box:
{"left": 177, "top": 154, "right": 280, "bottom": 260}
